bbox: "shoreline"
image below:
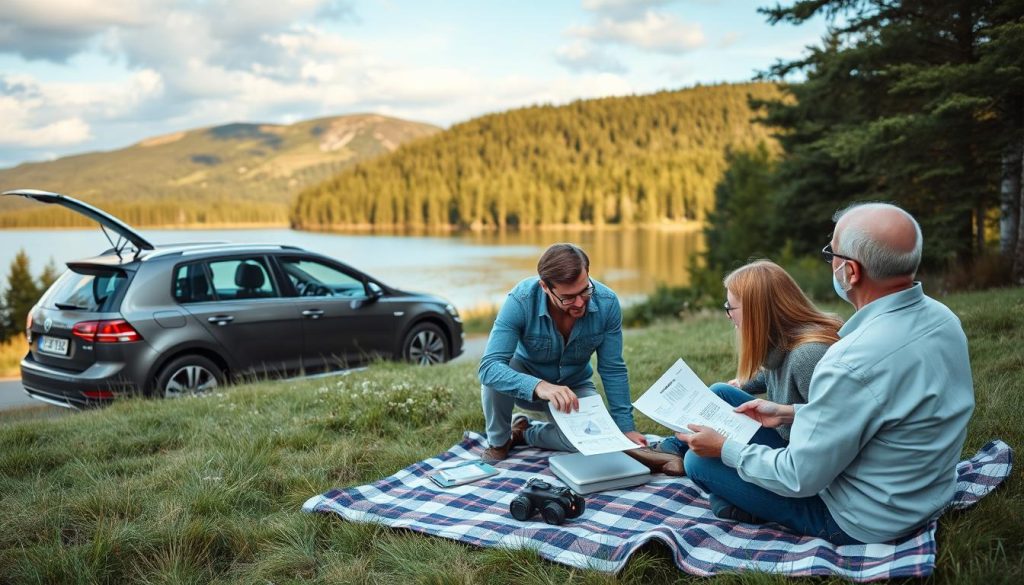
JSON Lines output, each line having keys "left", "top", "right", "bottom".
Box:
{"left": 0, "top": 221, "right": 703, "bottom": 233}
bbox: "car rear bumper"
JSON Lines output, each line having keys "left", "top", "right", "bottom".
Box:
{"left": 20, "top": 353, "right": 139, "bottom": 408}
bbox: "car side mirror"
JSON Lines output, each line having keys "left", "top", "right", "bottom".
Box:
{"left": 351, "top": 282, "right": 383, "bottom": 309}
{"left": 367, "top": 282, "right": 383, "bottom": 299}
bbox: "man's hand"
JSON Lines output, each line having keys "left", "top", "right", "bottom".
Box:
{"left": 534, "top": 381, "right": 579, "bottom": 413}
{"left": 676, "top": 425, "right": 725, "bottom": 457}
{"left": 733, "top": 399, "right": 795, "bottom": 428}
{"left": 623, "top": 431, "right": 647, "bottom": 446}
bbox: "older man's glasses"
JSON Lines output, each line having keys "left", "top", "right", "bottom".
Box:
{"left": 549, "top": 280, "right": 595, "bottom": 305}
{"left": 821, "top": 243, "right": 856, "bottom": 264}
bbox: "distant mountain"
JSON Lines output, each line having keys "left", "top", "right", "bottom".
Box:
{"left": 293, "top": 82, "right": 783, "bottom": 231}
{"left": 0, "top": 114, "right": 439, "bottom": 227}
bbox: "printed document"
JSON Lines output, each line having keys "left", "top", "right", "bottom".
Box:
{"left": 633, "top": 358, "right": 761, "bottom": 444}
{"left": 548, "top": 394, "right": 640, "bottom": 455}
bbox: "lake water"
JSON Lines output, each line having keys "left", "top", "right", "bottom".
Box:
{"left": 0, "top": 227, "right": 704, "bottom": 311}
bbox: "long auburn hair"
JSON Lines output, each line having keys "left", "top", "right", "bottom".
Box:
{"left": 725, "top": 260, "right": 843, "bottom": 383}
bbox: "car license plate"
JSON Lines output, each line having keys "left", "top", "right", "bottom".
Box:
{"left": 39, "top": 335, "right": 69, "bottom": 356}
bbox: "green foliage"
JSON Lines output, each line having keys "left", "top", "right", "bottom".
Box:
{"left": 704, "top": 142, "right": 779, "bottom": 271}
{"left": 0, "top": 115, "right": 439, "bottom": 228}
{"left": 2, "top": 249, "right": 40, "bottom": 339}
{"left": 292, "top": 83, "right": 784, "bottom": 230}
{"left": 623, "top": 248, "right": 839, "bottom": 327}
{"left": 313, "top": 375, "right": 455, "bottom": 431}
{"left": 37, "top": 257, "right": 60, "bottom": 291}
{"left": 753, "top": 0, "right": 1024, "bottom": 273}
{"left": 0, "top": 286, "right": 1019, "bottom": 583}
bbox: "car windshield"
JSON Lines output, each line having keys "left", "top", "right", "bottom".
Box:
{"left": 45, "top": 267, "right": 128, "bottom": 312}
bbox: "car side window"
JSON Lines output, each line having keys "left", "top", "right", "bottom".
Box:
{"left": 279, "top": 257, "right": 365, "bottom": 297}
{"left": 173, "top": 263, "right": 214, "bottom": 303}
{"left": 206, "top": 257, "right": 279, "bottom": 300}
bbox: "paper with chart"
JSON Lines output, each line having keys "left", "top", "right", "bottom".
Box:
{"left": 633, "top": 358, "right": 761, "bottom": 444}
{"left": 548, "top": 394, "right": 640, "bottom": 455}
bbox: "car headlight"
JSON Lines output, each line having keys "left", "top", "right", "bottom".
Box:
{"left": 444, "top": 303, "right": 460, "bottom": 319}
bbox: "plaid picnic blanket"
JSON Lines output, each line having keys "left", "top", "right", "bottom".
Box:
{"left": 302, "top": 433, "right": 1013, "bottom": 580}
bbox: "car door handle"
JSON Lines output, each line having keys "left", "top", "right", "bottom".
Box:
{"left": 207, "top": 315, "right": 235, "bottom": 326}
{"left": 302, "top": 309, "right": 325, "bottom": 319}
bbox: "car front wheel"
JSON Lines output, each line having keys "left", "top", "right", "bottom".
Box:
{"left": 154, "top": 354, "right": 225, "bottom": 398}
{"left": 402, "top": 323, "right": 449, "bottom": 365}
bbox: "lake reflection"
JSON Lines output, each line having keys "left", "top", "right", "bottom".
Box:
{"left": 0, "top": 227, "right": 704, "bottom": 310}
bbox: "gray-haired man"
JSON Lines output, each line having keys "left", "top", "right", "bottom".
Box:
{"left": 679, "top": 203, "right": 975, "bottom": 544}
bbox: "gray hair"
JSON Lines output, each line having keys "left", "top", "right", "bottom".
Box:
{"left": 832, "top": 202, "right": 923, "bottom": 279}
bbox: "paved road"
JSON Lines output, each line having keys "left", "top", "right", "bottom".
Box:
{"left": 0, "top": 335, "right": 489, "bottom": 413}
{"left": 0, "top": 378, "right": 38, "bottom": 410}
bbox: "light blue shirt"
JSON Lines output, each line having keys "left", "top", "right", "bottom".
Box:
{"left": 478, "top": 276, "right": 635, "bottom": 432}
{"left": 721, "top": 283, "right": 975, "bottom": 543}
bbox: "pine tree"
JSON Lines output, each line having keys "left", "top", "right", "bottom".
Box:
{"left": 3, "top": 250, "right": 41, "bottom": 337}
{"left": 756, "top": 0, "right": 1024, "bottom": 272}
{"left": 38, "top": 257, "right": 61, "bottom": 290}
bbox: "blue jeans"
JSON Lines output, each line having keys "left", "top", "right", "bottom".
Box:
{"left": 680, "top": 384, "right": 862, "bottom": 545}
{"left": 480, "top": 358, "right": 594, "bottom": 452}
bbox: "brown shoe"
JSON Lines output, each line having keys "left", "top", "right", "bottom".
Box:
{"left": 625, "top": 447, "right": 686, "bottom": 476}
{"left": 481, "top": 415, "right": 530, "bottom": 463}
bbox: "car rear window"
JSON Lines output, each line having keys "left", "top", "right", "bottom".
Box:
{"left": 45, "top": 267, "right": 128, "bottom": 312}
{"left": 173, "top": 263, "right": 214, "bottom": 303}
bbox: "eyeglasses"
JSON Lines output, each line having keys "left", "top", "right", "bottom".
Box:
{"left": 821, "top": 243, "right": 856, "bottom": 264}
{"left": 548, "top": 280, "right": 595, "bottom": 305}
{"left": 723, "top": 301, "right": 739, "bottom": 316}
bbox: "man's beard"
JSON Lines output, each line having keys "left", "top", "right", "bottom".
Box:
{"left": 566, "top": 305, "right": 586, "bottom": 318}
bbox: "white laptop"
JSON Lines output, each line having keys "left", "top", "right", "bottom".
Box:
{"left": 549, "top": 451, "right": 651, "bottom": 494}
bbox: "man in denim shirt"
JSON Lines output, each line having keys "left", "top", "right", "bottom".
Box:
{"left": 478, "top": 243, "right": 646, "bottom": 462}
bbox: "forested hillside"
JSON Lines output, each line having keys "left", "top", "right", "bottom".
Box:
{"left": 0, "top": 115, "right": 438, "bottom": 228}
{"left": 292, "top": 83, "right": 782, "bottom": 230}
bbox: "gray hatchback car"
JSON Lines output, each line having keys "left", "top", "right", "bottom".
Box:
{"left": 6, "top": 189, "right": 464, "bottom": 408}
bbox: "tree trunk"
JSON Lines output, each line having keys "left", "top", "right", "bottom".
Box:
{"left": 1014, "top": 141, "right": 1024, "bottom": 284}
{"left": 1000, "top": 143, "right": 1022, "bottom": 257}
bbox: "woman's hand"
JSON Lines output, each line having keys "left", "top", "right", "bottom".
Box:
{"left": 733, "top": 399, "right": 795, "bottom": 428}
{"left": 676, "top": 425, "right": 725, "bottom": 457}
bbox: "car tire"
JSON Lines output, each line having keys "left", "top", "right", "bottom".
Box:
{"left": 402, "top": 322, "right": 449, "bottom": 365}
{"left": 154, "top": 354, "right": 225, "bottom": 399}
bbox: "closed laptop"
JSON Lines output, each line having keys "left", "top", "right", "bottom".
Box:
{"left": 549, "top": 451, "right": 651, "bottom": 494}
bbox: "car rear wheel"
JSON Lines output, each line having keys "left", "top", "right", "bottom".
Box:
{"left": 154, "top": 354, "right": 224, "bottom": 399}
{"left": 402, "top": 323, "right": 449, "bottom": 365}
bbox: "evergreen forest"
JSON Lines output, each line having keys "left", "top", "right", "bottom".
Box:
{"left": 291, "top": 83, "right": 783, "bottom": 231}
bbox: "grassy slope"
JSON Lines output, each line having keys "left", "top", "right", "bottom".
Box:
{"left": 0, "top": 115, "right": 439, "bottom": 226}
{"left": 0, "top": 287, "right": 1020, "bottom": 584}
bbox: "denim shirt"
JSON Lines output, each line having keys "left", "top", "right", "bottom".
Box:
{"left": 478, "top": 276, "right": 635, "bottom": 432}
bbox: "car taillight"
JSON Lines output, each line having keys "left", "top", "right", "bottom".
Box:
{"left": 82, "top": 390, "right": 115, "bottom": 399}
{"left": 72, "top": 319, "right": 143, "bottom": 343}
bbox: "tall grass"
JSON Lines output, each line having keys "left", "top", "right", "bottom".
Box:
{"left": 0, "top": 287, "right": 1020, "bottom": 584}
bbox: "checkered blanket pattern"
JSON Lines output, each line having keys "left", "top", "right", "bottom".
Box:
{"left": 302, "top": 434, "right": 1012, "bottom": 580}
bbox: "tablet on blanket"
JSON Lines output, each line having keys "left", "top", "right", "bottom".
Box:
{"left": 549, "top": 451, "right": 651, "bottom": 494}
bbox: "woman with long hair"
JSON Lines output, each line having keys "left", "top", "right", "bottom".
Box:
{"left": 628, "top": 260, "right": 843, "bottom": 475}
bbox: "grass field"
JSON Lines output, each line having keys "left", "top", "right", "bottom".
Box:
{"left": 0, "top": 287, "right": 1020, "bottom": 584}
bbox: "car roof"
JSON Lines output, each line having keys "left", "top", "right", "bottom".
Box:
{"left": 68, "top": 243, "right": 308, "bottom": 267}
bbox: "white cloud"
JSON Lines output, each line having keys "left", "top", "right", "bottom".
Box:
{"left": 581, "top": 0, "right": 677, "bottom": 18}
{"left": 555, "top": 41, "right": 627, "bottom": 73}
{"left": 571, "top": 10, "right": 705, "bottom": 54}
{"left": 0, "top": 92, "right": 91, "bottom": 148}
{"left": 0, "top": 69, "right": 163, "bottom": 150}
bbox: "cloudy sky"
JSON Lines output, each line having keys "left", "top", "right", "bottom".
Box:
{"left": 0, "top": 0, "right": 828, "bottom": 168}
